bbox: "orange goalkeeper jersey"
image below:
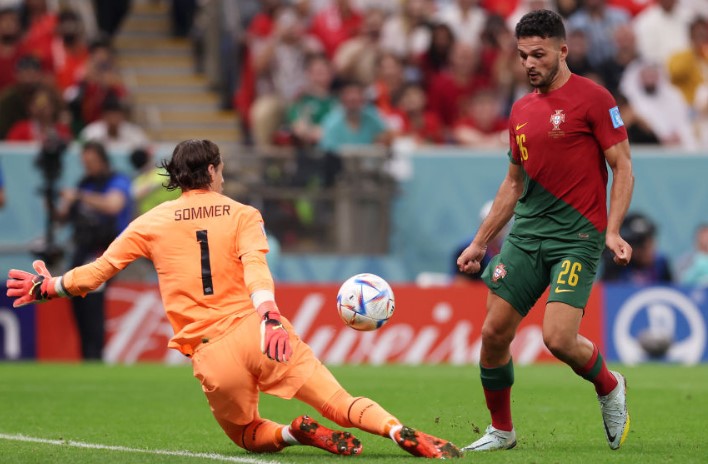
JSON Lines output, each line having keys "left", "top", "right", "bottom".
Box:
{"left": 61, "top": 189, "right": 273, "bottom": 356}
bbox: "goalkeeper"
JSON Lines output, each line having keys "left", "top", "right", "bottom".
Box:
{"left": 6, "top": 139, "right": 461, "bottom": 459}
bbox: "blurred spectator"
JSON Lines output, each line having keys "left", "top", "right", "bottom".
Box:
{"left": 65, "top": 38, "right": 127, "bottom": 133}
{"left": 319, "top": 80, "right": 390, "bottom": 186}
{"left": 615, "top": 93, "right": 660, "bottom": 144}
{"left": 455, "top": 87, "right": 507, "bottom": 141}
{"left": 285, "top": 53, "right": 336, "bottom": 146}
{"left": 249, "top": 6, "right": 322, "bottom": 147}
{"left": 93, "top": 0, "right": 131, "bottom": 40}
{"left": 418, "top": 22, "right": 455, "bottom": 87}
{"left": 477, "top": 13, "right": 513, "bottom": 84}
{"left": 310, "top": 0, "right": 363, "bottom": 58}
{"left": 234, "top": 0, "right": 280, "bottom": 140}
{"left": 0, "top": 55, "right": 44, "bottom": 139}
{"left": 56, "top": 141, "right": 133, "bottom": 360}
{"left": 392, "top": 82, "right": 444, "bottom": 144}
{"left": 5, "top": 84, "right": 71, "bottom": 141}
{"left": 565, "top": 28, "right": 596, "bottom": 77}
{"left": 595, "top": 23, "right": 639, "bottom": 95}
{"left": 678, "top": 223, "right": 708, "bottom": 286}
{"left": 633, "top": 0, "right": 691, "bottom": 67}
{"left": 481, "top": 0, "right": 520, "bottom": 19}
{"left": 379, "top": 0, "right": 431, "bottom": 61}
{"left": 620, "top": 60, "right": 698, "bottom": 149}
{"left": 369, "top": 52, "right": 408, "bottom": 132}
{"left": 170, "top": 0, "right": 195, "bottom": 38}
{"left": 507, "top": 0, "right": 554, "bottom": 31}
{"left": 601, "top": 212, "right": 673, "bottom": 284}
{"left": 555, "top": 0, "right": 582, "bottom": 17}
{"left": 0, "top": 159, "right": 4, "bottom": 207}
{"left": 79, "top": 92, "right": 149, "bottom": 150}
{"left": 333, "top": 6, "right": 385, "bottom": 85}
{"left": 0, "top": 7, "right": 23, "bottom": 93}
{"left": 435, "top": 0, "right": 487, "bottom": 48}
{"left": 566, "top": 0, "right": 630, "bottom": 68}
{"left": 51, "top": 9, "right": 89, "bottom": 92}
{"left": 608, "top": 0, "right": 651, "bottom": 17}
{"left": 427, "top": 42, "right": 489, "bottom": 127}
{"left": 451, "top": 200, "right": 511, "bottom": 284}
{"left": 667, "top": 16, "right": 707, "bottom": 105}
{"left": 453, "top": 89, "right": 507, "bottom": 147}
{"left": 694, "top": 80, "right": 708, "bottom": 147}
{"left": 19, "top": 0, "right": 57, "bottom": 69}
{"left": 129, "top": 147, "right": 180, "bottom": 216}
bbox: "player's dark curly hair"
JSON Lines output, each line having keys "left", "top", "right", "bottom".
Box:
{"left": 515, "top": 9, "right": 566, "bottom": 40}
{"left": 162, "top": 139, "right": 221, "bottom": 191}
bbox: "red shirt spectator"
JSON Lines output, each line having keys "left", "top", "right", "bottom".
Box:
{"left": 20, "top": 1, "right": 57, "bottom": 71}
{"left": 6, "top": 85, "right": 72, "bottom": 142}
{"left": 309, "top": 0, "right": 362, "bottom": 58}
{"left": 51, "top": 9, "right": 89, "bottom": 92}
{"left": 0, "top": 8, "right": 23, "bottom": 92}
{"left": 393, "top": 83, "right": 445, "bottom": 144}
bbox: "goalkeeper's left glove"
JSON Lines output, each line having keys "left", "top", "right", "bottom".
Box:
{"left": 6, "top": 260, "right": 68, "bottom": 308}
{"left": 257, "top": 301, "right": 293, "bottom": 363}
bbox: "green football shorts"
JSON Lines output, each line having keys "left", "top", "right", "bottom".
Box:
{"left": 481, "top": 235, "right": 602, "bottom": 316}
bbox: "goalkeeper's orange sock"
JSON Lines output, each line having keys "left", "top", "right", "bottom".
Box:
{"left": 574, "top": 343, "right": 618, "bottom": 396}
{"left": 219, "top": 418, "right": 287, "bottom": 452}
{"left": 346, "top": 396, "right": 401, "bottom": 437}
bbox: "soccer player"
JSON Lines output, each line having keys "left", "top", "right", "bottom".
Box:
{"left": 7, "top": 139, "right": 462, "bottom": 459}
{"left": 456, "top": 9, "right": 633, "bottom": 451}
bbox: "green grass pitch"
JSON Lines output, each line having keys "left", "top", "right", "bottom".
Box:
{"left": 0, "top": 363, "right": 706, "bottom": 463}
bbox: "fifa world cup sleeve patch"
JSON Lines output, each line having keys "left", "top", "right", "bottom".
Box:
{"left": 609, "top": 106, "right": 624, "bottom": 129}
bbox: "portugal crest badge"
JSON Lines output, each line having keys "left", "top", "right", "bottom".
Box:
{"left": 492, "top": 263, "right": 507, "bottom": 283}
{"left": 550, "top": 109, "right": 565, "bottom": 131}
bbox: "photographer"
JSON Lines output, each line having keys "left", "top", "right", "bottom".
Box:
{"left": 56, "top": 141, "right": 132, "bottom": 360}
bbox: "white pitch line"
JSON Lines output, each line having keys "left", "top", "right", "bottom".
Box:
{"left": 0, "top": 433, "right": 281, "bottom": 464}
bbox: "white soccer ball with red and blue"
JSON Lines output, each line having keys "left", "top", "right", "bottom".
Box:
{"left": 336, "top": 273, "right": 395, "bottom": 331}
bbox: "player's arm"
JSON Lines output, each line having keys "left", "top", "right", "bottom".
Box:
{"left": 604, "top": 139, "right": 634, "bottom": 265}
{"left": 457, "top": 161, "right": 523, "bottom": 274}
{"left": 239, "top": 210, "right": 292, "bottom": 363}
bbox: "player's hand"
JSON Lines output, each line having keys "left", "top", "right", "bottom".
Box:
{"left": 6, "top": 260, "right": 61, "bottom": 308}
{"left": 457, "top": 241, "right": 487, "bottom": 275}
{"left": 606, "top": 233, "right": 632, "bottom": 266}
{"left": 258, "top": 302, "right": 293, "bottom": 363}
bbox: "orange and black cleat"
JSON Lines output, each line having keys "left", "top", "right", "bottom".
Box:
{"left": 394, "top": 426, "right": 463, "bottom": 459}
{"left": 290, "top": 415, "right": 363, "bottom": 456}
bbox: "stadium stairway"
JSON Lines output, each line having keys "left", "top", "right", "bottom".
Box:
{"left": 115, "top": 1, "right": 240, "bottom": 145}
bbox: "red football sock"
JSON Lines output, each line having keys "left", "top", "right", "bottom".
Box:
{"left": 483, "top": 387, "right": 513, "bottom": 432}
{"left": 574, "top": 344, "right": 618, "bottom": 396}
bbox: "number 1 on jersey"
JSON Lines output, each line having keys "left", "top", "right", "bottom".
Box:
{"left": 196, "top": 230, "right": 214, "bottom": 295}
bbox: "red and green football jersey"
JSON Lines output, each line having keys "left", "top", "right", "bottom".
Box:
{"left": 508, "top": 74, "right": 628, "bottom": 245}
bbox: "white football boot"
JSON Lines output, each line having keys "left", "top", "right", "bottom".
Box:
{"left": 598, "top": 371, "right": 630, "bottom": 450}
{"left": 462, "top": 425, "right": 516, "bottom": 451}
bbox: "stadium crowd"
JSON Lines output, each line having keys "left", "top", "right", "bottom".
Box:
{"left": 199, "top": 0, "right": 708, "bottom": 152}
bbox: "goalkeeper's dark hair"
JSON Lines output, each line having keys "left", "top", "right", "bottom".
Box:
{"left": 162, "top": 139, "right": 221, "bottom": 191}
{"left": 515, "top": 9, "right": 566, "bottom": 41}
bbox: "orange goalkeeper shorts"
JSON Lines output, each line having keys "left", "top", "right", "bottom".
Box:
{"left": 191, "top": 311, "right": 321, "bottom": 426}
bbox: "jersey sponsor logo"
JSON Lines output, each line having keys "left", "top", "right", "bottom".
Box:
{"left": 549, "top": 109, "right": 565, "bottom": 131}
{"left": 515, "top": 122, "right": 528, "bottom": 131}
{"left": 174, "top": 204, "right": 232, "bottom": 221}
{"left": 609, "top": 106, "right": 624, "bottom": 129}
{"left": 492, "top": 263, "right": 507, "bottom": 283}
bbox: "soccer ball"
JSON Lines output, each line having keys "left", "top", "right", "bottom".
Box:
{"left": 336, "top": 273, "right": 395, "bottom": 331}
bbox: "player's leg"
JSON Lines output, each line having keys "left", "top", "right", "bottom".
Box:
{"left": 546, "top": 254, "right": 629, "bottom": 450}
{"left": 465, "top": 241, "right": 548, "bottom": 452}
{"left": 191, "top": 330, "right": 290, "bottom": 453}
{"left": 463, "top": 291, "right": 522, "bottom": 451}
{"left": 294, "top": 361, "right": 463, "bottom": 458}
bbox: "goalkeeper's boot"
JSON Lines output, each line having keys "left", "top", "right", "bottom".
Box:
{"left": 598, "top": 371, "right": 630, "bottom": 450}
{"left": 462, "top": 425, "right": 516, "bottom": 451}
{"left": 289, "top": 415, "right": 362, "bottom": 455}
{"left": 393, "top": 425, "right": 463, "bottom": 459}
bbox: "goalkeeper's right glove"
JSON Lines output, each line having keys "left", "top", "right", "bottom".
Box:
{"left": 6, "top": 260, "right": 68, "bottom": 308}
